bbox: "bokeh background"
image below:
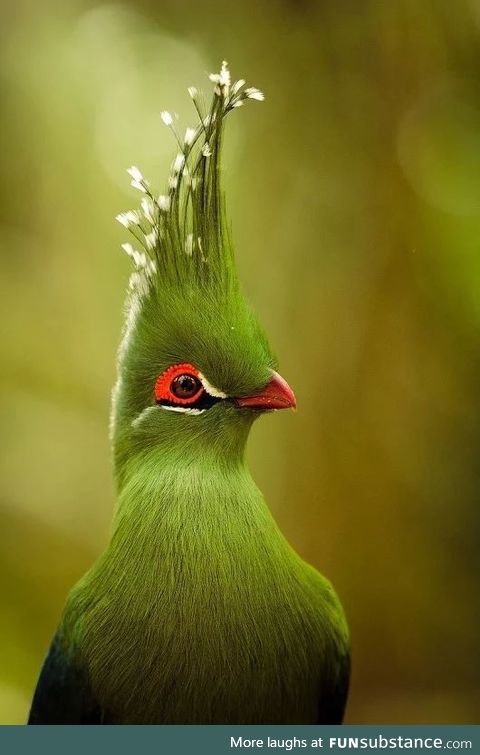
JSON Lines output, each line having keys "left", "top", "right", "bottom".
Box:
{"left": 1, "top": 0, "right": 480, "bottom": 725}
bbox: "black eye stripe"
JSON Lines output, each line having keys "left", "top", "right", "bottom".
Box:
{"left": 157, "top": 392, "right": 223, "bottom": 411}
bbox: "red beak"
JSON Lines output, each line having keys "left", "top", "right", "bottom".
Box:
{"left": 235, "top": 370, "right": 296, "bottom": 411}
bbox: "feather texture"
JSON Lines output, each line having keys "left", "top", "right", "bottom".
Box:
{"left": 29, "top": 63, "right": 350, "bottom": 725}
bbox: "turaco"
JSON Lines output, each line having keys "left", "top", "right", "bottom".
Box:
{"left": 28, "top": 62, "right": 350, "bottom": 725}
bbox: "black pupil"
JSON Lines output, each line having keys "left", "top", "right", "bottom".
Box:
{"left": 171, "top": 374, "right": 201, "bottom": 399}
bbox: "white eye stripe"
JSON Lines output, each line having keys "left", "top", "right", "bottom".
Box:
{"left": 160, "top": 405, "right": 205, "bottom": 415}
{"left": 131, "top": 404, "right": 205, "bottom": 428}
{"left": 131, "top": 405, "right": 158, "bottom": 427}
{"left": 198, "top": 372, "right": 228, "bottom": 399}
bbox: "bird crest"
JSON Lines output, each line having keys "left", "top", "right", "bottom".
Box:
{"left": 110, "top": 61, "right": 273, "bottom": 444}
{"left": 116, "top": 61, "right": 264, "bottom": 297}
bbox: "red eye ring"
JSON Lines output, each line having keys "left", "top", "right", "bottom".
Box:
{"left": 154, "top": 363, "right": 204, "bottom": 405}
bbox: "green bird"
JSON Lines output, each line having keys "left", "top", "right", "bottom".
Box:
{"left": 28, "top": 62, "right": 350, "bottom": 725}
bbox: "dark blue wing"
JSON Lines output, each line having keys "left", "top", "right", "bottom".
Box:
{"left": 317, "top": 650, "right": 351, "bottom": 724}
{"left": 28, "top": 631, "right": 101, "bottom": 724}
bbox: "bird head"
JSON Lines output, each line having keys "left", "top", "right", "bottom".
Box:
{"left": 111, "top": 63, "right": 296, "bottom": 482}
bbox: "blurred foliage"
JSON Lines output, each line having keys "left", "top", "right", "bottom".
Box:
{"left": 1, "top": 0, "right": 480, "bottom": 724}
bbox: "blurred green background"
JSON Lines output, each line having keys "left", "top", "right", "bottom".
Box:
{"left": 1, "top": 0, "right": 480, "bottom": 725}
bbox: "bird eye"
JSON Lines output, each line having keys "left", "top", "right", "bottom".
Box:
{"left": 154, "top": 362, "right": 221, "bottom": 411}
{"left": 171, "top": 374, "right": 202, "bottom": 400}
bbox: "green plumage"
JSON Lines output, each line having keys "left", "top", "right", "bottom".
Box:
{"left": 29, "top": 63, "right": 350, "bottom": 725}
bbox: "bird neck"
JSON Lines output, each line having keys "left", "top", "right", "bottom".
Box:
{"left": 62, "top": 425, "right": 346, "bottom": 725}
{"left": 109, "top": 437, "right": 277, "bottom": 560}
